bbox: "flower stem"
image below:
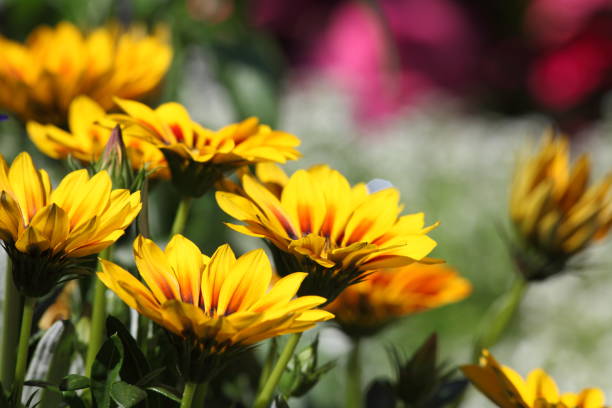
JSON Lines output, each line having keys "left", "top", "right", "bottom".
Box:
{"left": 346, "top": 339, "right": 362, "bottom": 408}
{"left": 86, "top": 248, "right": 112, "bottom": 376}
{"left": 258, "top": 338, "right": 278, "bottom": 390}
{"left": 180, "top": 381, "right": 200, "bottom": 408}
{"left": 473, "top": 277, "right": 527, "bottom": 359}
{"left": 1, "top": 257, "right": 23, "bottom": 388}
{"left": 171, "top": 196, "right": 193, "bottom": 236}
{"left": 13, "top": 296, "right": 35, "bottom": 405}
{"left": 253, "top": 333, "right": 302, "bottom": 408}
{"left": 192, "top": 381, "right": 208, "bottom": 408}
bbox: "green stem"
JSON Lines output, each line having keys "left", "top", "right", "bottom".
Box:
{"left": 180, "top": 381, "right": 198, "bottom": 408}
{"left": 13, "top": 296, "right": 35, "bottom": 406}
{"left": 1, "top": 257, "right": 23, "bottom": 389}
{"left": 171, "top": 196, "right": 192, "bottom": 236}
{"left": 86, "top": 248, "right": 112, "bottom": 376}
{"left": 253, "top": 333, "right": 302, "bottom": 408}
{"left": 473, "top": 277, "right": 527, "bottom": 359}
{"left": 192, "top": 381, "right": 208, "bottom": 408}
{"left": 346, "top": 340, "right": 362, "bottom": 408}
{"left": 258, "top": 338, "right": 278, "bottom": 390}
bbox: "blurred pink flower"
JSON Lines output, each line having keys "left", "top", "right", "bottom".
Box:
{"left": 309, "top": 0, "right": 478, "bottom": 122}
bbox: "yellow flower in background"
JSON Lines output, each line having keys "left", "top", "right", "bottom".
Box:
{"left": 510, "top": 131, "right": 612, "bottom": 280}
{"left": 462, "top": 350, "right": 607, "bottom": 408}
{"left": 27, "top": 96, "right": 168, "bottom": 178}
{"left": 216, "top": 164, "right": 438, "bottom": 302}
{"left": 98, "top": 235, "right": 333, "bottom": 360}
{"left": 0, "top": 152, "right": 141, "bottom": 297}
{"left": 326, "top": 263, "right": 471, "bottom": 336}
{"left": 0, "top": 21, "right": 171, "bottom": 124}
{"left": 110, "top": 98, "right": 301, "bottom": 196}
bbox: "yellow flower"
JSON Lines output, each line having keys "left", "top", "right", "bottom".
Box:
{"left": 27, "top": 96, "right": 168, "bottom": 178}
{"left": 510, "top": 131, "right": 612, "bottom": 280}
{"left": 0, "top": 152, "right": 141, "bottom": 297}
{"left": 462, "top": 350, "right": 607, "bottom": 408}
{"left": 110, "top": 98, "right": 301, "bottom": 196}
{"left": 0, "top": 21, "right": 171, "bottom": 124}
{"left": 216, "top": 164, "right": 438, "bottom": 302}
{"left": 326, "top": 263, "right": 471, "bottom": 336}
{"left": 98, "top": 235, "right": 333, "bottom": 380}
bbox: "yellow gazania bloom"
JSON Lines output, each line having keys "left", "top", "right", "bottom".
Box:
{"left": 216, "top": 164, "right": 438, "bottom": 301}
{"left": 326, "top": 263, "right": 471, "bottom": 336}
{"left": 0, "top": 21, "right": 171, "bottom": 124}
{"left": 510, "top": 132, "right": 612, "bottom": 279}
{"left": 0, "top": 152, "right": 141, "bottom": 297}
{"left": 110, "top": 98, "right": 301, "bottom": 196}
{"left": 27, "top": 96, "right": 168, "bottom": 178}
{"left": 462, "top": 350, "right": 607, "bottom": 408}
{"left": 98, "top": 235, "right": 333, "bottom": 354}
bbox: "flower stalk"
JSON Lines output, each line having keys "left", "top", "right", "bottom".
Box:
{"left": 180, "top": 381, "right": 202, "bottom": 408}
{"left": 85, "top": 247, "right": 112, "bottom": 376}
{"left": 346, "top": 340, "right": 362, "bottom": 408}
{"left": 1, "top": 258, "right": 23, "bottom": 388}
{"left": 171, "top": 196, "right": 192, "bottom": 236}
{"left": 473, "top": 277, "right": 527, "bottom": 359}
{"left": 13, "top": 296, "right": 35, "bottom": 405}
{"left": 254, "top": 333, "right": 302, "bottom": 408}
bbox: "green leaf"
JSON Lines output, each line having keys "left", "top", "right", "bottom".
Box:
{"left": 60, "top": 390, "right": 87, "bottom": 408}
{"left": 136, "top": 367, "right": 166, "bottom": 387}
{"left": 110, "top": 381, "right": 148, "bottom": 408}
{"left": 91, "top": 334, "right": 124, "bottom": 408}
{"left": 105, "top": 316, "right": 150, "bottom": 385}
{"left": 146, "top": 386, "right": 181, "bottom": 404}
{"left": 60, "top": 375, "right": 90, "bottom": 391}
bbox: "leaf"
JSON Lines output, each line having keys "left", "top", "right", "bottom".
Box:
{"left": 60, "top": 390, "right": 87, "bottom": 408}
{"left": 60, "top": 375, "right": 90, "bottom": 391}
{"left": 135, "top": 367, "right": 166, "bottom": 387}
{"left": 91, "top": 334, "right": 124, "bottom": 408}
{"left": 23, "top": 321, "right": 76, "bottom": 408}
{"left": 110, "top": 381, "right": 148, "bottom": 408}
{"left": 365, "top": 379, "right": 396, "bottom": 408}
{"left": 105, "top": 316, "right": 150, "bottom": 385}
{"left": 146, "top": 386, "right": 181, "bottom": 403}
{"left": 273, "top": 395, "right": 290, "bottom": 408}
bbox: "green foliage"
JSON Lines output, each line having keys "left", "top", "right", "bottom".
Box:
{"left": 365, "top": 334, "right": 467, "bottom": 408}
{"left": 279, "top": 335, "right": 335, "bottom": 399}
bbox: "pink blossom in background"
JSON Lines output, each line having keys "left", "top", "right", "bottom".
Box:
{"left": 526, "top": 0, "right": 612, "bottom": 45}
{"left": 309, "top": 0, "right": 479, "bottom": 122}
{"left": 526, "top": 1, "right": 612, "bottom": 111}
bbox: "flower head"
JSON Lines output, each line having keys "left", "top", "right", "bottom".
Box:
{"left": 27, "top": 96, "right": 167, "bottom": 178}
{"left": 216, "top": 164, "right": 438, "bottom": 302}
{"left": 326, "top": 263, "right": 471, "bottom": 337}
{"left": 462, "top": 350, "right": 607, "bottom": 408}
{"left": 98, "top": 235, "right": 333, "bottom": 379}
{"left": 110, "top": 98, "right": 301, "bottom": 196}
{"left": 0, "top": 21, "right": 171, "bottom": 124}
{"left": 510, "top": 131, "right": 612, "bottom": 280}
{"left": 0, "top": 152, "right": 141, "bottom": 297}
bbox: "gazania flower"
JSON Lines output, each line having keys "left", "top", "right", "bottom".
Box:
{"left": 110, "top": 98, "right": 300, "bottom": 196}
{"left": 510, "top": 131, "right": 612, "bottom": 280}
{"left": 0, "top": 21, "right": 171, "bottom": 124}
{"left": 0, "top": 152, "right": 141, "bottom": 297}
{"left": 98, "top": 235, "right": 333, "bottom": 380}
{"left": 326, "top": 263, "right": 471, "bottom": 337}
{"left": 27, "top": 96, "right": 167, "bottom": 178}
{"left": 216, "top": 164, "right": 438, "bottom": 302}
{"left": 463, "top": 350, "right": 607, "bottom": 408}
